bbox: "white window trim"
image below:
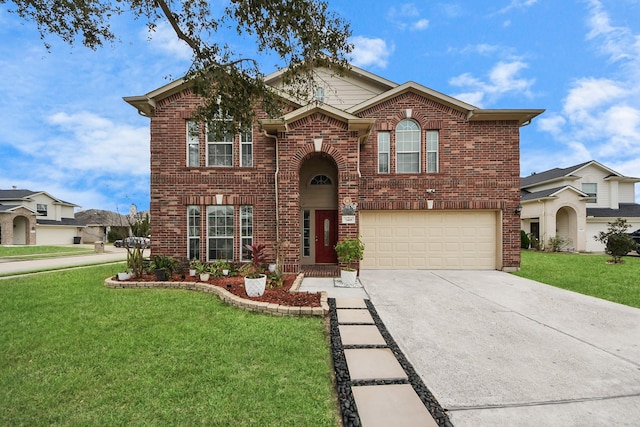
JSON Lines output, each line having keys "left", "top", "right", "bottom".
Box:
{"left": 187, "top": 205, "right": 200, "bottom": 260}
{"left": 426, "top": 130, "right": 439, "bottom": 173}
{"left": 378, "top": 131, "right": 390, "bottom": 174}
{"left": 396, "top": 120, "right": 421, "bottom": 174}
{"left": 240, "top": 206, "right": 253, "bottom": 261}
{"left": 206, "top": 121, "right": 234, "bottom": 167}
{"left": 187, "top": 121, "right": 200, "bottom": 167}
{"left": 240, "top": 127, "right": 253, "bottom": 167}
{"left": 206, "top": 205, "right": 234, "bottom": 261}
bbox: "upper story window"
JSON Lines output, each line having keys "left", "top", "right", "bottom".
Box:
{"left": 582, "top": 183, "right": 597, "bottom": 203}
{"left": 396, "top": 119, "right": 421, "bottom": 173}
{"left": 378, "top": 132, "right": 390, "bottom": 174}
{"left": 187, "top": 121, "right": 200, "bottom": 167}
{"left": 206, "top": 122, "right": 234, "bottom": 167}
{"left": 36, "top": 204, "right": 47, "bottom": 215}
{"left": 426, "top": 130, "right": 439, "bottom": 173}
{"left": 315, "top": 87, "right": 325, "bottom": 102}
{"left": 240, "top": 127, "right": 253, "bottom": 167}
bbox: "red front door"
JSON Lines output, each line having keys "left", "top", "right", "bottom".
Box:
{"left": 315, "top": 210, "right": 338, "bottom": 263}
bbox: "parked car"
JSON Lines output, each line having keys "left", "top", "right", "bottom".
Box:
{"left": 114, "top": 237, "right": 150, "bottom": 249}
{"left": 629, "top": 229, "right": 640, "bottom": 254}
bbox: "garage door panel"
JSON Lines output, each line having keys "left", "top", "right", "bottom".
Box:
{"left": 360, "top": 211, "right": 498, "bottom": 270}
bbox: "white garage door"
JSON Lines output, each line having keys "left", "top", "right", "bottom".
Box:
{"left": 360, "top": 210, "right": 499, "bottom": 270}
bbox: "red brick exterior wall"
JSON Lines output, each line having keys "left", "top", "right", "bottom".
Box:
{"left": 148, "top": 88, "right": 521, "bottom": 271}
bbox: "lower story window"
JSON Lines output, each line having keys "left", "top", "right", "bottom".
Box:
{"left": 187, "top": 206, "right": 200, "bottom": 260}
{"left": 207, "top": 205, "right": 234, "bottom": 260}
{"left": 240, "top": 206, "right": 253, "bottom": 260}
{"left": 303, "top": 210, "right": 310, "bottom": 257}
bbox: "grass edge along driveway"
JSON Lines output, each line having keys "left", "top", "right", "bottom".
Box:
{"left": 514, "top": 250, "right": 640, "bottom": 309}
{"left": 0, "top": 265, "right": 339, "bottom": 426}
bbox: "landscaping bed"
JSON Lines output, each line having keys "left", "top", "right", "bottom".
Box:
{"left": 114, "top": 272, "right": 322, "bottom": 308}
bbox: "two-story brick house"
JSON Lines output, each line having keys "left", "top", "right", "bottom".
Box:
{"left": 125, "top": 64, "right": 543, "bottom": 272}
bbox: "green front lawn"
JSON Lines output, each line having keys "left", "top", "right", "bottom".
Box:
{"left": 0, "top": 265, "right": 338, "bottom": 426}
{"left": 514, "top": 251, "right": 640, "bottom": 308}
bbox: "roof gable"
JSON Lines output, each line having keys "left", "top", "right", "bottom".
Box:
{"left": 521, "top": 185, "right": 588, "bottom": 202}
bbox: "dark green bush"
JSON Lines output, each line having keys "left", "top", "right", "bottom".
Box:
{"left": 521, "top": 230, "right": 530, "bottom": 249}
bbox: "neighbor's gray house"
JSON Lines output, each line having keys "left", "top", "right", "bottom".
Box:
{"left": 0, "top": 189, "right": 85, "bottom": 245}
{"left": 520, "top": 160, "right": 640, "bottom": 252}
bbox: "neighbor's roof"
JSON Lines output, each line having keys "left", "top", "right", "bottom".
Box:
{"left": 0, "top": 189, "right": 78, "bottom": 207}
{"left": 521, "top": 185, "right": 589, "bottom": 202}
{"left": 587, "top": 203, "right": 640, "bottom": 218}
{"left": 521, "top": 160, "right": 640, "bottom": 188}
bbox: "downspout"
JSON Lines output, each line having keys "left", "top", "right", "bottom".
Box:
{"left": 263, "top": 130, "right": 280, "bottom": 260}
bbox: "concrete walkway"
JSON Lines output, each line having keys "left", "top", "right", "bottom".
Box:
{"left": 360, "top": 270, "right": 640, "bottom": 427}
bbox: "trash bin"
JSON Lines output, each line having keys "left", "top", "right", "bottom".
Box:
{"left": 94, "top": 241, "right": 104, "bottom": 254}
{"left": 73, "top": 236, "right": 82, "bottom": 244}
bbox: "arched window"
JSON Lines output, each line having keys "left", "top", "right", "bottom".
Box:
{"left": 310, "top": 175, "right": 332, "bottom": 185}
{"left": 396, "top": 119, "right": 420, "bottom": 173}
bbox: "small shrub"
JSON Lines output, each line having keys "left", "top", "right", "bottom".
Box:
{"left": 547, "top": 235, "right": 570, "bottom": 252}
{"left": 528, "top": 233, "right": 540, "bottom": 250}
{"left": 334, "top": 237, "right": 365, "bottom": 271}
{"left": 520, "top": 230, "right": 530, "bottom": 249}
{"left": 594, "top": 218, "right": 636, "bottom": 263}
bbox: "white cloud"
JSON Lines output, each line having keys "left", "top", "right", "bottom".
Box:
{"left": 350, "top": 36, "right": 393, "bottom": 68}
{"left": 387, "top": 3, "right": 429, "bottom": 31}
{"left": 142, "top": 21, "right": 193, "bottom": 61}
{"left": 496, "top": 0, "right": 540, "bottom": 15}
{"left": 449, "top": 60, "right": 535, "bottom": 107}
{"left": 44, "top": 111, "right": 150, "bottom": 175}
{"left": 412, "top": 19, "right": 430, "bottom": 31}
{"left": 534, "top": 2, "right": 640, "bottom": 201}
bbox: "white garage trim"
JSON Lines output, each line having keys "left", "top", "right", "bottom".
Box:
{"left": 359, "top": 210, "right": 500, "bottom": 270}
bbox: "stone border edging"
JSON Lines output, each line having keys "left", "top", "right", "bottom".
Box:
{"left": 104, "top": 273, "right": 328, "bottom": 316}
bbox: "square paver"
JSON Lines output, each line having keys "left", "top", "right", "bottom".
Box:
{"left": 352, "top": 384, "right": 438, "bottom": 427}
{"left": 337, "top": 308, "right": 374, "bottom": 324}
{"left": 344, "top": 348, "right": 407, "bottom": 381}
{"left": 335, "top": 298, "right": 368, "bottom": 309}
{"left": 339, "top": 325, "right": 386, "bottom": 346}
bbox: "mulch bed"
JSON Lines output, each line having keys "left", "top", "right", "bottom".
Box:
{"left": 124, "top": 273, "right": 321, "bottom": 307}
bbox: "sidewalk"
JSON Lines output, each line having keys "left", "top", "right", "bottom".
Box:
{"left": 0, "top": 246, "right": 128, "bottom": 276}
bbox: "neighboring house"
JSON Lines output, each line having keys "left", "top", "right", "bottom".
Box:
{"left": 520, "top": 160, "right": 640, "bottom": 252}
{"left": 0, "top": 188, "right": 84, "bottom": 245}
{"left": 124, "top": 63, "right": 543, "bottom": 272}
{"left": 75, "top": 209, "right": 129, "bottom": 243}
{"left": 75, "top": 205, "right": 150, "bottom": 243}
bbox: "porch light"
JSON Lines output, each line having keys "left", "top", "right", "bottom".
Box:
{"left": 515, "top": 204, "right": 522, "bottom": 215}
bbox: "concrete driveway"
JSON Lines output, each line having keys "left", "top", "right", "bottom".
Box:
{"left": 360, "top": 270, "right": 640, "bottom": 427}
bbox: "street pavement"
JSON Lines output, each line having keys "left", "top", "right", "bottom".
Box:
{"left": 0, "top": 245, "right": 128, "bottom": 276}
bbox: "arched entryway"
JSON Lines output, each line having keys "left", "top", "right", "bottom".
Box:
{"left": 12, "top": 215, "right": 29, "bottom": 245}
{"left": 555, "top": 206, "right": 577, "bottom": 251}
{"left": 299, "top": 154, "right": 339, "bottom": 264}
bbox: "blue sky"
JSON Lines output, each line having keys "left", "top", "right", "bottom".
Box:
{"left": 1, "top": 0, "right": 639, "bottom": 212}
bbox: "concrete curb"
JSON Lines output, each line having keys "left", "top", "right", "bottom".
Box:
{"left": 104, "top": 272, "right": 329, "bottom": 316}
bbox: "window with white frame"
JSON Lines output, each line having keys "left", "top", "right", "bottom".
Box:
{"left": 582, "top": 183, "right": 597, "bottom": 203}
{"left": 240, "top": 206, "right": 253, "bottom": 260}
{"left": 396, "top": 119, "right": 420, "bottom": 173}
{"left": 378, "top": 131, "right": 390, "bottom": 173}
{"left": 207, "top": 205, "right": 234, "bottom": 260}
{"left": 426, "top": 130, "right": 439, "bottom": 173}
{"left": 187, "top": 121, "right": 200, "bottom": 167}
{"left": 187, "top": 206, "right": 200, "bottom": 260}
{"left": 36, "top": 204, "right": 47, "bottom": 215}
{"left": 240, "top": 127, "right": 253, "bottom": 167}
{"left": 206, "top": 122, "right": 234, "bottom": 167}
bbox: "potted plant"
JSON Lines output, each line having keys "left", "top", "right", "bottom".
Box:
{"left": 117, "top": 269, "right": 132, "bottom": 281}
{"left": 193, "top": 260, "right": 210, "bottom": 281}
{"left": 188, "top": 259, "right": 198, "bottom": 276}
{"left": 150, "top": 255, "right": 176, "bottom": 281}
{"left": 240, "top": 243, "right": 267, "bottom": 297}
{"left": 334, "top": 237, "right": 364, "bottom": 286}
{"left": 211, "top": 259, "right": 232, "bottom": 277}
